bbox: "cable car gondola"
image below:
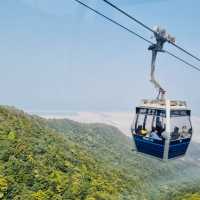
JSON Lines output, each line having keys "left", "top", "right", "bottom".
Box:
{"left": 131, "top": 99, "right": 192, "bottom": 160}
{"left": 73, "top": 0, "right": 199, "bottom": 161}
{"left": 131, "top": 27, "right": 193, "bottom": 160}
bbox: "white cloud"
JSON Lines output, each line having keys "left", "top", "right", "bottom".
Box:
{"left": 37, "top": 111, "right": 200, "bottom": 143}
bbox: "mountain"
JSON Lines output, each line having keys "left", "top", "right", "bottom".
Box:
{"left": 0, "top": 106, "right": 200, "bottom": 200}
{"left": 46, "top": 119, "right": 200, "bottom": 200}
{"left": 39, "top": 111, "right": 200, "bottom": 144}
{"left": 0, "top": 106, "right": 130, "bottom": 200}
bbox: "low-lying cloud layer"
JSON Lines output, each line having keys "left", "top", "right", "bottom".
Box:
{"left": 34, "top": 111, "right": 200, "bottom": 143}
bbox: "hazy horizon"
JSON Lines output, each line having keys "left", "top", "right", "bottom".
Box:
{"left": 28, "top": 110, "right": 200, "bottom": 143}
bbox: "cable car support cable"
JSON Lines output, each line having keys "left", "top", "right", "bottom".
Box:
{"left": 165, "top": 50, "right": 200, "bottom": 72}
{"left": 73, "top": 0, "right": 153, "bottom": 45}
{"left": 73, "top": 0, "right": 200, "bottom": 73}
{"left": 101, "top": 0, "right": 200, "bottom": 63}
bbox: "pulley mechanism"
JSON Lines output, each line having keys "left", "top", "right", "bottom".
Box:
{"left": 148, "top": 26, "right": 175, "bottom": 100}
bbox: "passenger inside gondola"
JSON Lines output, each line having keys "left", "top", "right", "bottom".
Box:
{"left": 136, "top": 125, "right": 148, "bottom": 136}
{"left": 171, "top": 127, "right": 180, "bottom": 140}
{"left": 180, "top": 126, "right": 191, "bottom": 138}
{"left": 170, "top": 126, "right": 192, "bottom": 140}
{"left": 154, "top": 118, "right": 165, "bottom": 139}
{"left": 141, "top": 128, "right": 148, "bottom": 136}
{"left": 135, "top": 125, "right": 142, "bottom": 134}
{"left": 170, "top": 115, "right": 192, "bottom": 140}
{"left": 150, "top": 127, "right": 162, "bottom": 140}
{"left": 182, "top": 126, "right": 187, "bottom": 134}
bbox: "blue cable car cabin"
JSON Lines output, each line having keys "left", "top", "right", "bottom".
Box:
{"left": 131, "top": 100, "right": 192, "bottom": 160}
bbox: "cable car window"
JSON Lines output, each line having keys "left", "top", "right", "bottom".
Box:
{"left": 145, "top": 115, "right": 154, "bottom": 135}
{"left": 151, "top": 116, "right": 166, "bottom": 139}
{"left": 170, "top": 116, "right": 192, "bottom": 140}
{"left": 135, "top": 114, "right": 148, "bottom": 136}
{"left": 134, "top": 112, "right": 166, "bottom": 140}
{"left": 136, "top": 108, "right": 166, "bottom": 117}
{"left": 152, "top": 116, "right": 166, "bottom": 130}
{"left": 171, "top": 110, "right": 190, "bottom": 117}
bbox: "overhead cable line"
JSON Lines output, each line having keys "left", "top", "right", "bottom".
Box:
{"left": 73, "top": 0, "right": 200, "bottom": 72}
{"left": 102, "top": 0, "right": 155, "bottom": 33}
{"left": 165, "top": 50, "right": 200, "bottom": 72}
{"left": 101, "top": 0, "right": 200, "bottom": 63}
{"left": 73, "top": 0, "right": 153, "bottom": 45}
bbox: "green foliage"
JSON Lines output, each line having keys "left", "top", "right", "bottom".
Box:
{"left": 0, "top": 107, "right": 126, "bottom": 199}
{"left": 0, "top": 176, "right": 8, "bottom": 199}
{"left": 182, "top": 193, "right": 200, "bottom": 200}
{"left": 32, "top": 190, "right": 49, "bottom": 200}
{"left": 7, "top": 131, "right": 16, "bottom": 140}
{"left": 47, "top": 118, "right": 200, "bottom": 200}
{"left": 0, "top": 106, "right": 200, "bottom": 200}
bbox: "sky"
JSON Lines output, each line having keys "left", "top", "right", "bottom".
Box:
{"left": 0, "top": 0, "right": 200, "bottom": 115}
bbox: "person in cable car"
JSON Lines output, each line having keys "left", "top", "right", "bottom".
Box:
{"left": 150, "top": 127, "right": 162, "bottom": 140}
{"left": 135, "top": 125, "right": 148, "bottom": 136}
{"left": 135, "top": 125, "right": 142, "bottom": 135}
{"left": 155, "top": 121, "right": 164, "bottom": 137}
{"left": 171, "top": 127, "right": 180, "bottom": 140}
{"left": 182, "top": 126, "right": 187, "bottom": 134}
{"left": 141, "top": 128, "right": 148, "bottom": 136}
{"left": 180, "top": 126, "right": 189, "bottom": 138}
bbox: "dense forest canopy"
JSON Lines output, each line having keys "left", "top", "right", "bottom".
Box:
{"left": 0, "top": 106, "right": 200, "bottom": 200}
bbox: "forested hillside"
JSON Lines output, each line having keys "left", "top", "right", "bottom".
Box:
{"left": 47, "top": 118, "right": 200, "bottom": 200}
{"left": 0, "top": 106, "right": 200, "bottom": 200}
